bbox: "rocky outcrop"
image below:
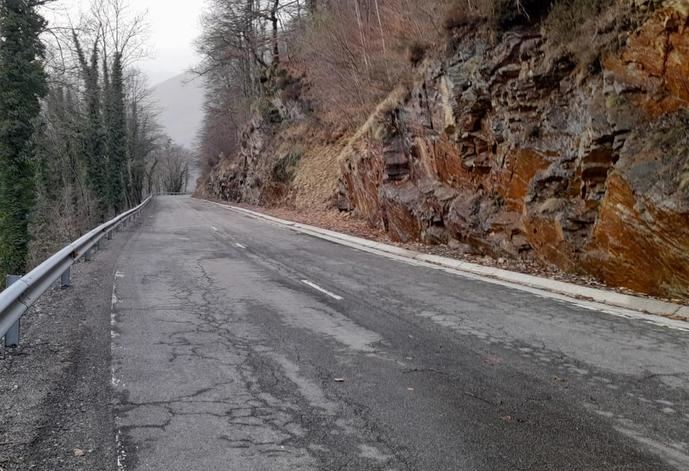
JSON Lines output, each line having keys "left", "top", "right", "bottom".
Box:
{"left": 199, "top": 70, "right": 344, "bottom": 211}
{"left": 199, "top": 1, "right": 689, "bottom": 299}
{"left": 200, "top": 71, "right": 312, "bottom": 206}
{"left": 338, "top": 2, "right": 689, "bottom": 299}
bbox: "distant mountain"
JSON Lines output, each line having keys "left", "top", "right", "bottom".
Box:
{"left": 151, "top": 72, "right": 205, "bottom": 149}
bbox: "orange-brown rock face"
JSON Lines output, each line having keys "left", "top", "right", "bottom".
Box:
{"left": 586, "top": 174, "right": 689, "bottom": 298}
{"left": 200, "top": 3, "right": 689, "bottom": 299}
{"left": 585, "top": 112, "right": 689, "bottom": 298}
{"left": 338, "top": 3, "right": 689, "bottom": 298}
{"left": 606, "top": 2, "right": 689, "bottom": 116}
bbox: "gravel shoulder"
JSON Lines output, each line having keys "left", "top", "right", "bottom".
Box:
{"left": 0, "top": 219, "right": 143, "bottom": 471}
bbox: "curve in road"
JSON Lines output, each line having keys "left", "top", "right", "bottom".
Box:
{"left": 110, "top": 196, "right": 689, "bottom": 470}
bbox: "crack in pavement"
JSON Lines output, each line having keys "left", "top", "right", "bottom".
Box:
{"left": 110, "top": 209, "right": 406, "bottom": 470}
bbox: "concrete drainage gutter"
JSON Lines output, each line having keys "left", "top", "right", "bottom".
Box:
{"left": 208, "top": 200, "right": 689, "bottom": 324}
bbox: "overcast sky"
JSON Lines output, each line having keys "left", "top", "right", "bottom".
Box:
{"left": 44, "top": 0, "right": 205, "bottom": 85}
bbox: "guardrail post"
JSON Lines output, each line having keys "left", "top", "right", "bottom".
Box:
{"left": 61, "top": 267, "right": 71, "bottom": 289}
{"left": 107, "top": 230, "right": 113, "bottom": 240}
{"left": 84, "top": 249, "right": 92, "bottom": 262}
{"left": 4, "top": 275, "right": 21, "bottom": 347}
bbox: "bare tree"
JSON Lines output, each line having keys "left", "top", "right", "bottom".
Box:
{"left": 91, "top": 0, "right": 149, "bottom": 68}
{"left": 155, "top": 140, "right": 193, "bottom": 194}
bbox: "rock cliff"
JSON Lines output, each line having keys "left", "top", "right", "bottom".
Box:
{"left": 199, "top": 1, "right": 689, "bottom": 299}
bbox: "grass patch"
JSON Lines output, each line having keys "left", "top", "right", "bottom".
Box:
{"left": 448, "top": 0, "right": 554, "bottom": 32}
{"left": 272, "top": 150, "right": 303, "bottom": 184}
{"left": 542, "top": 0, "right": 663, "bottom": 72}
{"left": 544, "top": 0, "right": 605, "bottom": 44}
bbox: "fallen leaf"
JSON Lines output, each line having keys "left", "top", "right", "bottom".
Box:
{"left": 73, "top": 449, "right": 86, "bottom": 457}
{"left": 500, "top": 416, "right": 512, "bottom": 422}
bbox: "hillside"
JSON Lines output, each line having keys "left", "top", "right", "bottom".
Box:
{"left": 151, "top": 72, "right": 204, "bottom": 149}
{"left": 196, "top": 0, "right": 689, "bottom": 300}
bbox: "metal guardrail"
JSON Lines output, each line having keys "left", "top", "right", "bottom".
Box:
{"left": 0, "top": 195, "right": 153, "bottom": 348}
{"left": 156, "top": 192, "right": 192, "bottom": 196}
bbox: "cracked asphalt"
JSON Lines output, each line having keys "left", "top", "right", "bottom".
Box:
{"left": 105, "top": 196, "right": 689, "bottom": 470}
{"left": 5, "top": 194, "right": 685, "bottom": 470}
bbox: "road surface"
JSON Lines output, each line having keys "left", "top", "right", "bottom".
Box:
{"left": 108, "top": 196, "right": 689, "bottom": 470}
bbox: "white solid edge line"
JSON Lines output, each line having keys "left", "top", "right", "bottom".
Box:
{"left": 205, "top": 200, "right": 689, "bottom": 331}
{"left": 301, "top": 279, "right": 344, "bottom": 301}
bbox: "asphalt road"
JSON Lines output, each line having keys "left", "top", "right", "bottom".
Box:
{"left": 108, "top": 196, "right": 689, "bottom": 470}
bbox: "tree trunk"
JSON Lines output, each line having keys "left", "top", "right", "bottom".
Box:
{"left": 271, "top": 0, "right": 280, "bottom": 66}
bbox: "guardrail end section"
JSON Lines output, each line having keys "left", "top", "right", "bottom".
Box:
{"left": 4, "top": 275, "right": 21, "bottom": 348}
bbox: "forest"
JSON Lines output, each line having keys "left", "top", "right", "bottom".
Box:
{"left": 0, "top": 0, "right": 192, "bottom": 282}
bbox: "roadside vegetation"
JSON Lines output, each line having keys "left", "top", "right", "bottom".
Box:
{"left": 195, "top": 0, "right": 649, "bottom": 187}
{"left": 0, "top": 0, "right": 192, "bottom": 282}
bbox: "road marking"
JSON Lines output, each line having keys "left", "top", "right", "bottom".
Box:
{"left": 206, "top": 200, "right": 689, "bottom": 332}
{"left": 111, "top": 278, "right": 126, "bottom": 470}
{"left": 209, "top": 201, "right": 689, "bottom": 332}
{"left": 301, "top": 279, "right": 344, "bottom": 301}
{"left": 116, "top": 430, "right": 127, "bottom": 471}
{"left": 235, "top": 243, "right": 247, "bottom": 249}
{"left": 211, "top": 226, "right": 219, "bottom": 232}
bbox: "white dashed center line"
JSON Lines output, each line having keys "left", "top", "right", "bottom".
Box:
{"left": 301, "top": 280, "right": 344, "bottom": 301}
{"left": 211, "top": 226, "right": 219, "bottom": 232}
{"left": 235, "top": 243, "right": 247, "bottom": 249}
